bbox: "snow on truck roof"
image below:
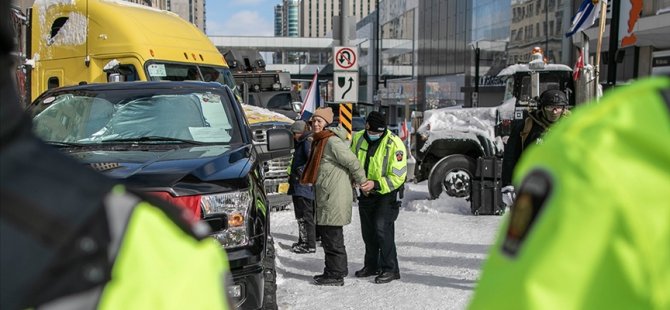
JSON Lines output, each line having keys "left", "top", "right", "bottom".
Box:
{"left": 497, "top": 63, "right": 573, "bottom": 77}
{"left": 417, "top": 98, "right": 516, "bottom": 153}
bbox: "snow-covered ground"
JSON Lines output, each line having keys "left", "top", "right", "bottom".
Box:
{"left": 270, "top": 181, "right": 505, "bottom": 310}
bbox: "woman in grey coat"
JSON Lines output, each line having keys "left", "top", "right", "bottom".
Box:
{"left": 301, "top": 107, "right": 373, "bottom": 286}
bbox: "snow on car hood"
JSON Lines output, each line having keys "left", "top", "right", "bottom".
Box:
{"left": 242, "top": 103, "right": 294, "bottom": 124}
{"left": 417, "top": 98, "right": 515, "bottom": 153}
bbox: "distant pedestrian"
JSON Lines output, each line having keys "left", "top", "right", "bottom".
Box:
{"left": 351, "top": 111, "right": 407, "bottom": 284}
{"left": 502, "top": 89, "right": 570, "bottom": 189}
{"left": 288, "top": 120, "right": 316, "bottom": 254}
{"left": 300, "top": 107, "right": 372, "bottom": 286}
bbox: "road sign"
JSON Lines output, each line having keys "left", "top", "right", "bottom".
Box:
{"left": 334, "top": 72, "right": 358, "bottom": 103}
{"left": 333, "top": 46, "right": 358, "bottom": 71}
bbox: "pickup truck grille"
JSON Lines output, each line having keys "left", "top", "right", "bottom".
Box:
{"left": 264, "top": 156, "right": 291, "bottom": 194}
{"left": 251, "top": 125, "right": 293, "bottom": 198}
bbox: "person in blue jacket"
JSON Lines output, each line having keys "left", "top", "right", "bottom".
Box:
{"left": 288, "top": 120, "right": 317, "bottom": 253}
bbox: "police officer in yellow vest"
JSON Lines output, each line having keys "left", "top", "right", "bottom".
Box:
{"left": 351, "top": 111, "right": 407, "bottom": 284}
{"left": 0, "top": 3, "right": 232, "bottom": 308}
{"left": 470, "top": 76, "right": 670, "bottom": 309}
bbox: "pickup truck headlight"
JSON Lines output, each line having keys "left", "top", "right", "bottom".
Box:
{"left": 201, "top": 191, "right": 252, "bottom": 248}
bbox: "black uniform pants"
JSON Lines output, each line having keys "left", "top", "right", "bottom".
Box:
{"left": 358, "top": 192, "right": 400, "bottom": 273}
{"left": 316, "top": 225, "right": 348, "bottom": 278}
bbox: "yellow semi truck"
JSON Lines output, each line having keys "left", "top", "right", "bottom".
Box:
{"left": 25, "top": 0, "right": 238, "bottom": 101}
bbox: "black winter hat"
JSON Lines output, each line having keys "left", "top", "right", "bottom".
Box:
{"left": 539, "top": 89, "right": 568, "bottom": 107}
{"left": 366, "top": 111, "right": 387, "bottom": 132}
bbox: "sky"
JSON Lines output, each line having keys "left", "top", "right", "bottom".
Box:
{"left": 271, "top": 181, "right": 505, "bottom": 309}
{"left": 206, "top": 0, "right": 279, "bottom": 36}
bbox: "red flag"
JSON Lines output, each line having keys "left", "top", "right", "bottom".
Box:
{"left": 573, "top": 48, "right": 584, "bottom": 81}
{"left": 400, "top": 120, "right": 409, "bottom": 141}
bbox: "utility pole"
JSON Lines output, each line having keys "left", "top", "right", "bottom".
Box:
{"left": 373, "top": 0, "right": 380, "bottom": 107}
{"left": 474, "top": 45, "right": 480, "bottom": 107}
{"left": 340, "top": 0, "right": 350, "bottom": 46}
{"left": 607, "top": 0, "right": 621, "bottom": 85}
{"left": 545, "top": 0, "right": 549, "bottom": 56}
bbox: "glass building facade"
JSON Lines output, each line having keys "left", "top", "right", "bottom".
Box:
{"left": 373, "top": 0, "right": 576, "bottom": 113}
{"left": 287, "top": 0, "right": 300, "bottom": 37}
{"left": 363, "top": 0, "right": 669, "bottom": 119}
{"left": 274, "top": 5, "right": 283, "bottom": 37}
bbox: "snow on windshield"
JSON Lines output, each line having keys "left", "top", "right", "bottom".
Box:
{"left": 417, "top": 98, "right": 515, "bottom": 153}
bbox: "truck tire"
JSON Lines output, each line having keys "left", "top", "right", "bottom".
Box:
{"left": 262, "top": 235, "right": 278, "bottom": 310}
{"left": 428, "top": 154, "right": 476, "bottom": 199}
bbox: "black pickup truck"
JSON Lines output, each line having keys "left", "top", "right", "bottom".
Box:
{"left": 28, "top": 81, "right": 291, "bottom": 310}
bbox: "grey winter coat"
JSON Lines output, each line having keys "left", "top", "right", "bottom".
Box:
{"left": 313, "top": 126, "right": 367, "bottom": 226}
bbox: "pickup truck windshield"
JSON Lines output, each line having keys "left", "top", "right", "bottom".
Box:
{"left": 33, "top": 88, "right": 242, "bottom": 145}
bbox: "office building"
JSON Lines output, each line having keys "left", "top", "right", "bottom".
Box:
{"left": 275, "top": 0, "right": 300, "bottom": 37}
{"left": 301, "top": 0, "right": 376, "bottom": 37}
{"left": 167, "top": 0, "right": 206, "bottom": 33}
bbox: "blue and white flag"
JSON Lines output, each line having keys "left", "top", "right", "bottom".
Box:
{"left": 300, "top": 70, "right": 319, "bottom": 121}
{"left": 565, "top": 0, "right": 606, "bottom": 38}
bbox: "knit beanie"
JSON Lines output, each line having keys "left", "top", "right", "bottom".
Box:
{"left": 312, "top": 107, "right": 334, "bottom": 124}
{"left": 366, "top": 111, "right": 387, "bottom": 132}
{"left": 290, "top": 120, "right": 307, "bottom": 133}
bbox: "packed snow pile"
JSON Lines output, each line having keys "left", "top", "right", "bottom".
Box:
{"left": 272, "top": 181, "right": 505, "bottom": 309}
{"left": 402, "top": 182, "right": 471, "bottom": 214}
{"left": 417, "top": 98, "right": 515, "bottom": 153}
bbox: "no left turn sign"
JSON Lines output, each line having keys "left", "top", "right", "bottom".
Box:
{"left": 333, "top": 46, "right": 358, "bottom": 71}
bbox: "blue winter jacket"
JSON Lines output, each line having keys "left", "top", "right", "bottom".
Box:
{"left": 287, "top": 132, "right": 315, "bottom": 199}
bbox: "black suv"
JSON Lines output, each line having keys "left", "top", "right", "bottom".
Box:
{"left": 28, "top": 81, "right": 291, "bottom": 310}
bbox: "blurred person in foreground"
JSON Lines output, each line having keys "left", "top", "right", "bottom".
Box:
{"left": 350, "top": 111, "right": 407, "bottom": 284}
{"left": 300, "top": 107, "right": 373, "bottom": 286}
{"left": 470, "top": 76, "right": 670, "bottom": 309}
{"left": 287, "top": 120, "right": 317, "bottom": 254}
{"left": 0, "top": 3, "right": 232, "bottom": 308}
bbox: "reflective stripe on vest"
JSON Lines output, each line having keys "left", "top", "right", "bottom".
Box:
{"left": 380, "top": 138, "right": 396, "bottom": 191}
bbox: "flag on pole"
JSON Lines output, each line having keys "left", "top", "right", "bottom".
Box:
{"left": 573, "top": 48, "right": 585, "bottom": 81}
{"left": 399, "top": 119, "right": 409, "bottom": 141}
{"left": 565, "top": 0, "right": 606, "bottom": 38}
{"left": 300, "top": 70, "right": 319, "bottom": 121}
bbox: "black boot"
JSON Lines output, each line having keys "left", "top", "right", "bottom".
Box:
{"left": 374, "top": 272, "right": 400, "bottom": 284}
{"left": 292, "top": 244, "right": 316, "bottom": 254}
{"left": 354, "top": 267, "right": 380, "bottom": 278}
{"left": 313, "top": 276, "right": 344, "bottom": 286}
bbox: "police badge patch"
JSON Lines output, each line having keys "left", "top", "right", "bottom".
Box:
{"left": 502, "top": 169, "right": 553, "bottom": 257}
{"left": 395, "top": 150, "right": 404, "bottom": 161}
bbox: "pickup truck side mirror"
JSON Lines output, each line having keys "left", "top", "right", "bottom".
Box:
{"left": 257, "top": 128, "right": 293, "bottom": 161}
{"left": 291, "top": 101, "right": 303, "bottom": 113}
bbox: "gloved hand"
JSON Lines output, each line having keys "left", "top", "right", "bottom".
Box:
{"left": 501, "top": 185, "right": 516, "bottom": 209}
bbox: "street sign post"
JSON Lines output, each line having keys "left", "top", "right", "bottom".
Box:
{"left": 334, "top": 72, "right": 358, "bottom": 103}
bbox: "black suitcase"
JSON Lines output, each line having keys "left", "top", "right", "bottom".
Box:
{"left": 475, "top": 156, "right": 502, "bottom": 179}
{"left": 471, "top": 180, "right": 505, "bottom": 215}
{"left": 471, "top": 156, "right": 505, "bottom": 215}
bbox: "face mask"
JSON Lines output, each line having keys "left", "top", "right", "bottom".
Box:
{"left": 367, "top": 133, "right": 381, "bottom": 141}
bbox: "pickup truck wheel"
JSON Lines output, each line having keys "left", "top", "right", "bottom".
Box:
{"left": 262, "top": 235, "right": 278, "bottom": 310}
{"left": 428, "top": 154, "right": 476, "bottom": 199}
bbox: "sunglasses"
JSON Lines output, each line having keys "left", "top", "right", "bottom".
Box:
{"left": 543, "top": 105, "right": 565, "bottom": 111}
